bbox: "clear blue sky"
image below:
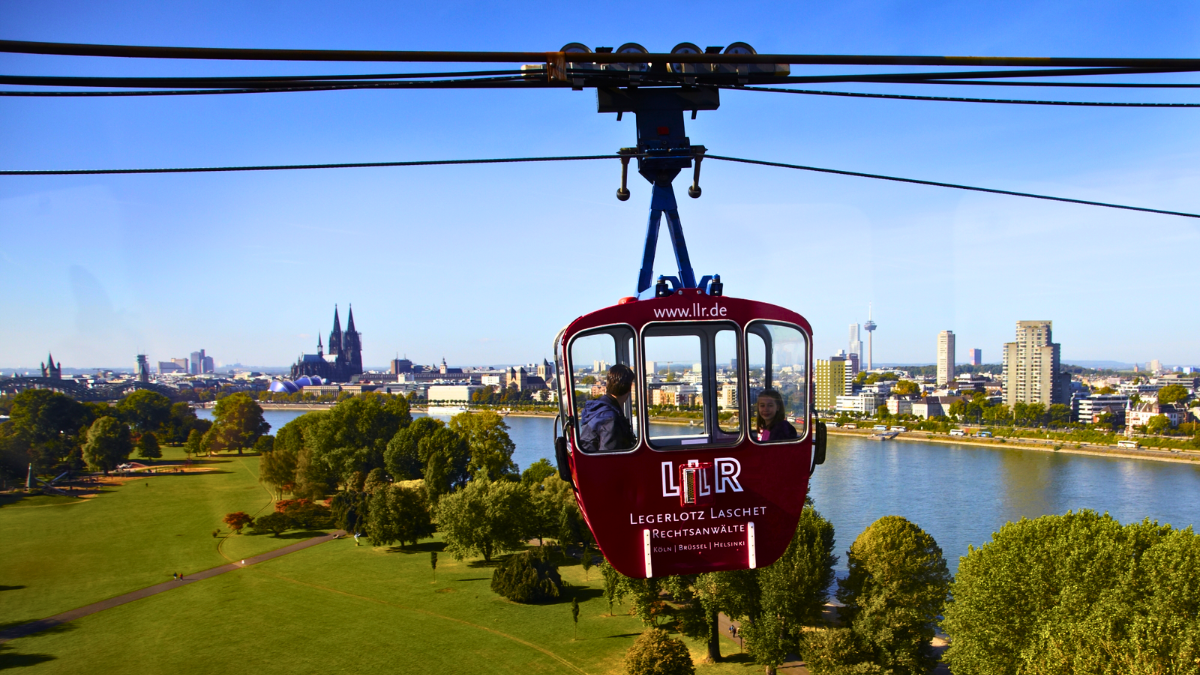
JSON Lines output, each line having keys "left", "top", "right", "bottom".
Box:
{"left": 2, "top": 1, "right": 1198, "bottom": 370}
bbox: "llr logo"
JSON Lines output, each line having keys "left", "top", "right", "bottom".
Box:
{"left": 661, "top": 458, "right": 742, "bottom": 498}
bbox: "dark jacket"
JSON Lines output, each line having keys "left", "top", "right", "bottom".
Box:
{"left": 579, "top": 395, "right": 635, "bottom": 453}
{"left": 757, "top": 418, "right": 798, "bottom": 442}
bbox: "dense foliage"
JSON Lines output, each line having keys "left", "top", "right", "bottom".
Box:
{"left": 941, "top": 510, "right": 1200, "bottom": 675}
{"left": 490, "top": 547, "right": 564, "bottom": 603}
{"left": 623, "top": 628, "right": 695, "bottom": 675}
{"left": 820, "top": 516, "right": 950, "bottom": 675}
{"left": 436, "top": 478, "right": 532, "bottom": 562}
{"left": 366, "top": 484, "right": 434, "bottom": 547}
{"left": 82, "top": 416, "right": 134, "bottom": 473}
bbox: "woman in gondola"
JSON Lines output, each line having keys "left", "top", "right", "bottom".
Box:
{"left": 754, "top": 388, "right": 797, "bottom": 442}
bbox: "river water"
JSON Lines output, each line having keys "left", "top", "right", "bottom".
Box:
{"left": 203, "top": 408, "right": 1200, "bottom": 573}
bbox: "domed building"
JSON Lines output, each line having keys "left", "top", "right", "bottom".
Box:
{"left": 289, "top": 305, "right": 364, "bottom": 384}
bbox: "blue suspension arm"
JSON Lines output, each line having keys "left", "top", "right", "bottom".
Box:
{"left": 636, "top": 182, "right": 697, "bottom": 295}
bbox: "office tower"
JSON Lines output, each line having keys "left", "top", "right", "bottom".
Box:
{"left": 815, "top": 357, "right": 848, "bottom": 411}
{"left": 971, "top": 349, "right": 982, "bottom": 366}
{"left": 202, "top": 355, "right": 214, "bottom": 374}
{"left": 937, "top": 331, "right": 956, "bottom": 386}
{"left": 190, "top": 349, "right": 205, "bottom": 375}
{"left": 1003, "top": 321, "right": 1069, "bottom": 407}
{"left": 848, "top": 323, "right": 863, "bottom": 370}
{"left": 594, "top": 360, "right": 610, "bottom": 374}
{"left": 136, "top": 354, "right": 150, "bottom": 383}
{"left": 863, "top": 304, "right": 877, "bottom": 371}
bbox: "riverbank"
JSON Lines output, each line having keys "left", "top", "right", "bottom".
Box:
{"left": 828, "top": 428, "right": 1200, "bottom": 465}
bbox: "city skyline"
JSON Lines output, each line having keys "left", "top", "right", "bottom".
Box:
{"left": 2, "top": 2, "right": 1198, "bottom": 367}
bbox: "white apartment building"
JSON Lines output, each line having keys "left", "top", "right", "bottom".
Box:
{"left": 937, "top": 330, "right": 955, "bottom": 386}
{"left": 836, "top": 392, "right": 884, "bottom": 415}
{"left": 1003, "top": 321, "right": 1068, "bottom": 407}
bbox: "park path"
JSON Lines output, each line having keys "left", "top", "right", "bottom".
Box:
{"left": 0, "top": 530, "right": 344, "bottom": 644}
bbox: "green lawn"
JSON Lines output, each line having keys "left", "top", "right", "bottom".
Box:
{"left": 2, "top": 533, "right": 765, "bottom": 674}
{"left": 0, "top": 447, "right": 319, "bottom": 625}
{"left": 1, "top": 444, "right": 770, "bottom": 674}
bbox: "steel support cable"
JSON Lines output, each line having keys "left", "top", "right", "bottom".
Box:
{"left": 918, "top": 80, "right": 1200, "bottom": 88}
{"left": 704, "top": 155, "right": 1200, "bottom": 220}
{"left": 0, "top": 154, "right": 620, "bottom": 176}
{"left": 0, "top": 69, "right": 528, "bottom": 88}
{"left": 0, "top": 77, "right": 536, "bottom": 97}
{"left": 2, "top": 66, "right": 1195, "bottom": 91}
{"left": 730, "top": 85, "right": 1200, "bottom": 107}
{"left": 4, "top": 39, "right": 1200, "bottom": 69}
{"left": 1, "top": 151, "right": 1196, "bottom": 220}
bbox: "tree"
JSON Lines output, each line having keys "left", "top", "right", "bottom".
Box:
{"left": 521, "top": 458, "right": 557, "bottom": 487}
{"left": 624, "top": 628, "right": 695, "bottom": 675}
{"left": 558, "top": 501, "right": 595, "bottom": 550}
{"left": 211, "top": 393, "right": 270, "bottom": 454}
{"left": 835, "top": 516, "right": 951, "bottom": 675}
{"left": 431, "top": 550, "right": 438, "bottom": 582}
{"left": 200, "top": 423, "right": 241, "bottom": 455}
{"left": 892, "top": 380, "right": 920, "bottom": 397}
{"left": 314, "top": 394, "right": 412, "bottom": 483}
{"left": 329, "top": 490, "right": 370, "bottom": 534}
{"left": 116, "top": 390, "right": 173, "bottom": 434}
{"left": 1146, "top": 414, "right": 1173, "bottom": 435}
{"left": 572, "top": 596, "right": 580, "bottom": 639}
{"left": 223, "top": 511, "right": 254, "bottom": 533}
{"left": 136, "top": 431, "right": 162, "bottom": 460}
{"left": 1047, "top": 403, "right": 1073, "bottom": 428}
{"left": 362, "top": 466, "right": 389, "bottom": 495}
{"left": 258, "top": 442, "right": 298, "bottom": 499}
{"left": 581, "top": 544, "right": 593, "bottom": 580}
{"left": 490, "top": 548, "right": 564, "bottom": 603}
{"left": 1157, "top": 384, "right": 1189, "bottom": 405}
{"left": 600, "top": 560, "right": 625, "bottom": 616}
{"left": 251, "top": 511, "right": 291, "bottom": 536}
{"left": 366, "top": 484, "right": 435, "bottom": 547}
{"left": 253, "top": 435, "right": 274, "bottom": 453}
{"left": 82, "top": 417, "right": 133, "bottom": 474}
{"left": 941, "top": 511, "right": 1195, "bottom": 675}
{"left": 1095, "top": 385, "right": 1117, "bottom": 395}
{"left": 164, "top": 401, "right": 205, "bottom": 443}
{"left": 449, "top": 411, "right": 518, "bottom": 481}
{"left": 529, "top": 474, "right": 574, "bottom": 546}
{"left": 184, "top": 428, "right": 203, "bottom": 460}
{"left": 417, "top": 427, "right": 472, "bottom": 503}
{"left": 7, "top": 389, "right": 90, "bottom": 473}
{"left": 436, "top": 479, "right": 532, "bottom": 562}
{"left": 385, "top": 416, "right": 443, "bottom": 480}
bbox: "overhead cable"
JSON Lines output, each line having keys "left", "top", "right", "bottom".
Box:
{"left": 734, "top": 85, "right": 1200, "bottom": 107}
{"left": 1, "top": 152, "right": 1195, "bottom": 220}
{"left": 705, "top": 155, "right": 1199, "bottom": 220}
{"left": 4, "top": 39, "right": 1200, "bottom": 68}
{"left": 0, "top": 154, "right": 620, "bottom": 176}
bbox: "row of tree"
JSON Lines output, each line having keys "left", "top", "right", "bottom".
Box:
{"left": 0, "top": 389, "right": 213, "bottom": 478}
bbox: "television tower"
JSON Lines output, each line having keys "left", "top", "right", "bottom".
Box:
{"left": 863, "top": 304, "right": 877, "bottom": 371}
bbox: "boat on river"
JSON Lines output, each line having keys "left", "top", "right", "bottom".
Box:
{"left": 870, "top": 431, "right": 899, "bottom": 441}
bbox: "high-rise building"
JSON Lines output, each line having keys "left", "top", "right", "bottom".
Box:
{"left": 815, "top": 357, "right": 848, "bottom": 411}
{"left": 970, "top": 348, "right": 982, "bottom": 366}
{"left": 937, "top": 331, "right": 956, "bottom": 386}
{"left": 189, "top": 350, "right": 204, "bottom": 375}
{"left": 1003, "top": 321, "right": 1069, "bottom": 407}
{"left": 594, "top": 360, "right": 610, "bottom": 374}
{"left": 202, "top": 355, "right": 214, "bottom": 374}
{"left": 391, "top": 358, "right": 413, "bottom": 374}
{"left": 1149, "top": 359, "right": 1163, "bottom": 374}
{"left": 848, "top": 324, "right": 863, "bottom": 371}
{"left": 136, "top": 354, "right": 150, "bottom": 383}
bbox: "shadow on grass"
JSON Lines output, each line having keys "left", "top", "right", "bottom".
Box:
{"left": 454, "top": 578, "right": 491, "bottom": 582}
{"left": 715, "top": 653, "right": 756, "bottom": 664}
{"left": 385, "top": 541, "right": 445, "bottom": 554}
{"left": 569, "top": 587, "right": 605, "bottom": 602}
{"left": 0, "top": 649, "right": 57, "bottom": 669}
{"left": 0, "top": 585, "right": 25, "bottom": 592}
{"left": 603, "top": 633, "right": 642, "bottom": 639}
{"left": 252, "top": 529, "right": 329, "bottom": 540}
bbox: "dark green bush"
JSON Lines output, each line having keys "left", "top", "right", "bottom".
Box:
{"left": 490, "top": 548, "right": 564, "bottom": 603}
{"left": 624, "top": 627, "right": 695, "bottom": 675}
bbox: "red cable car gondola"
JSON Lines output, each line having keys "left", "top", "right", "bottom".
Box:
{"left": 550, "top": 69, "right": 827, "bottom": 578}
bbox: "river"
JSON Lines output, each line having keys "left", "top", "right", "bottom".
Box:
{"left": 201, "top": 408, "right": 1200, "bottom": 573}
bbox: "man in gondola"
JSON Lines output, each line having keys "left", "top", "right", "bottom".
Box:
{"left": 579, "top": 364, "right": 636, "bottom": 453}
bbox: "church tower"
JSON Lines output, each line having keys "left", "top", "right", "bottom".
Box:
{"left": 343, "top": 305, "right": 363, "bottom": 376}
{"left": 41, "top": 352, "right": 62, "bottom": 380}
{"left": 328, "top": 305, "right": 343, "bottom": 357}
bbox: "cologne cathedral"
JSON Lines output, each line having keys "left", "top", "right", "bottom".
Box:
{"left": 290, "top": 305, "right": 363, "bottom": 383}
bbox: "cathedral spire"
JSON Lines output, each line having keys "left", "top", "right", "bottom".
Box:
{"left": 347, "top": 304, "right": 356, "bottom": 333}
{"left": 328, "top": 305, "right": 343, "bottom": 357}
{"left": 318, "top": 334, "right": 324, "bottom": 356}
